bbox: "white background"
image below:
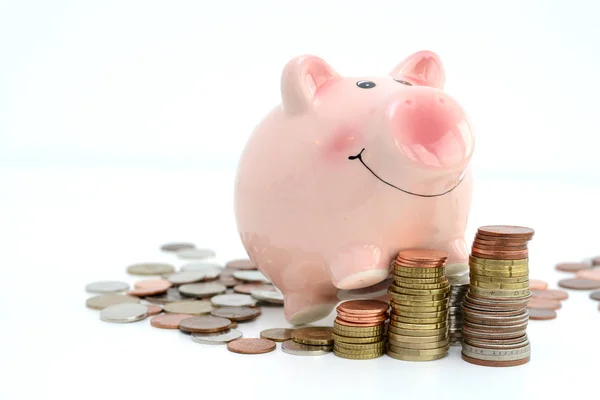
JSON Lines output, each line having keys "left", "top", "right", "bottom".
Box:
{"left": 1, "top": 1, "right": 600, "bottom": 399}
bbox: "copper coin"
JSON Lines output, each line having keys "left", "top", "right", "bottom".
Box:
{"left": 559, "top": 278, "right": 600, "bottom": 290}
{"left": 527, "top": 308, "right": 556, "bottom": 320}
{"left": 260, "top": 328, "right": 295, "bottom": 342}
{"left": 397, "top": 249, "right": 448, "bottom": 262}
{"left": 150, "top": 313, "right": 193, "bottom": 329}
{"left": 179, "top": 316, "right": 232, "bottom": 333}
{"left": 531, "top": 289, "right": 568, "bottom": 300}
{"left": 471, "top": 248, "right": 528, "bottom": 258}
{"left": 337, "top": 313, "right": 388, "bottom": 324}
{"left": 395, "top": 258, "right": 446, "bottom": 268}
{"left": 210, "top": 306, "right": 261, "bottom": 321}
{"left": 527, "top": 298, "right": 561, "bottom": 310}
{"left": 219, "top": 275, "right": 243, "bottom": 287}
{"left": 576, "top": 268, "right": 600, "bottom": 281}
{"left": 555, "top": 262, "right": 591, "bottom": 272}
{"left": 227, "top": 338, "right": 276, "bottom": 354}
{"left": 592, "top": 256, "right": 600, "bottom": 266}
{"left": 234, "top": 283, "right": 275, "bottom": 294}
{"left": 529, "top": 279, "right": 548, "bottom": 290}
{"left": 161, "top": 242, "right": 195, "bottom": 252}
{"left": 126, "top": 262, "right": 175, "bottom": 276}
{"left": 336, "top": 300, "right": 389, "bottom": 315}
{"left": 461, "top": 352, "right": 529, "bottom": 367}
{"left": 86, "top": 294, "right": 140, "bottom": 310}
{"left": 473, "top": 237, "right": 529, "bottom": 247}
{"left": 477, "top": 225, "right": 535, "bottom": 239}
{"left": 226, "top": 259, "right": 258, "bottom": 270}
{"left": 127, "top": 282, "right": 171, "bottom": 297}
{"left": 472, "top": 243, "right": 528, "bottom": 251}
{"left": 145, "top": 304, "right": 163, "bottom": 316}
{"left": 134, "top": 279, "right": 173, "bottom": 290}
{"left": 333, "top": 317, "right": 382, "bottom": 327}
{"left": 145, "top": 288, "right": 187, "bottom": 304}
{"left": 590, "top": 291, "right": 600, "bottom": 301}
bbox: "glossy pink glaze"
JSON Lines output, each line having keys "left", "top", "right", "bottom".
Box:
{"left": 234, "top": 50, "right": 474, "bottom": 324}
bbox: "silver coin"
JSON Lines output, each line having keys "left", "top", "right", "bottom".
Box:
{"left": 86, "top": 294, "right": 140, "bottom": 310}
{"left": 250, "top": 289, "right": 284, "bottom": 304}
{"left": 161, "top": 242, "right": 196, "bottom": 252}
{"left": 180, "top": 262, "right": 223, "bottom": 276}
{"left": 127, "top": 262, "right": 175, "bottom": 276}
{"left": 281, "top": 340, "right": 332, "bottom": 356}
{"left": 233, "top": 270, "right": 270, "bottom": 283}
{"left": 179, "top": 282, "right": 227, "bottom": 298}
{"left": 211, "top": 293, "right": 257, "bottom": 307}
{"left": 191, "top": 329, "right": 243, "bottom": 344}
{"left": 462, "top": 344, "right": 530, "bottom": 361}
{"left": 85, "top": 280, "right": 130, "bottom": 293}
{"left": 100, "top": 303, "right": 148, "bottom": 323}
{"left": 168, "top": 271, "right": 209, "bottom": 285}
{"left": 145, "top": 288, "right": 187, "bottom": 304}
{"left": 176, "top": 248, "right": 216, "bottom": 260}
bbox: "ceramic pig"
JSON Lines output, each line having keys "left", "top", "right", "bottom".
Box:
{"left": 234, "top": 50, "right": 474, "bottom": 324}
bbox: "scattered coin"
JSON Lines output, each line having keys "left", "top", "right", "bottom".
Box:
{"left": 85, "top": 281, "right": 130, "bottom": 293}
{"left": 211, "top": 293, "right": 257, "bottom": 307}
{"left": 144, "top": 304, "right": 163, "bottom": 316}
{"left": 161, "top": 242, "right": 196, "bottom": 252}
{"left": 576, "top": 268, "right": 600, "bottom": 281}
{"left": 127, "top": 280, "right": 171, "bottom": 297}
{"left": 260, "top": 328, "right": 295, "bottom": 342}
{"left": 164, "top": 300, "right": 213, "bottom": 315}
{"left": 179, "top": 316, "right": 232, "bottom": 333}
{"left": 226, "top": 259, "right": 258, "bottom": 270}
{"left": 127, "top": 262, "right": 175, "bottom": 276}
{"left": 100, "top": 303, "right": 148, "bottom": 323}
{"left": 527, "top": 298, "right": 561, "bottom": 310}
{"left": 531, "top": 289, "right": 568, "bottom": 300}
{"left": 191, "top": 329, "right": 243, "bottom": 344}
{"left": 292, "top": 327, "right": 334, "bottom": 345}
{"left": 558, "top": 278, "right": 600, "bottom": 290}
{"left": 210, "top": 306, "right": 261, "bottom": 322}
{"left": 233, "top": 270, "right": 270, "bottom": 283}
{"left": 527, "top": 308, "right": 557, "bottom": 320}
{"left": 176, "top": 248, "right": 216, "bottom": 260}
{"left": 590, "top": 291, "right": 600, "bottom": 301}
{"left": 86, "top": 294, "right": 140, "bottom": 310}
{"left": 529, "top": 279, "right": 548, "bottom": 290}
{"left": 593, "top": 256, "right": 600, "bottom": 266}
{"left": 555, "top": 262, "right": 591, "bottom": 273}
{"left": 180, "top": 262, "right": 223, "bottom": 279}
{"left": 234, "top": 283, "right": 274, "bottom": 294}
{"left": 227, "top": 338, "right": 276, "bottom": 354}
{"left": 178, "top": 282, "right": 227, "bottom": 298}
{"left": 145, "top": 288, "right": 188, "bottom": 304}
{"left": 150, "top": 313, "right": 193, "bottom": 329}
{"left": 134, "top": 279, "right": 173, "bottom": 289}
{"left": 167, "top": 271, "right": 211, "bottom": 285}
{"left": 250, "top": 289, "right": 284, "bottom": 304}
{"left": 281, "top": 340, "right": 332, "bottom": 356}
{"left": 218, "top": 275, "right": 243, "bottom": 287}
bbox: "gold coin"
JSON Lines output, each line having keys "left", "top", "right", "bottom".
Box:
{"left": 469, "top": 267, "right": 529, "bottom": 278}
{"left": 387, "top": 331, "right": 447, "bottom": 343}
{"left": 333, "top": 349, "right": 384, "bottom": 360}
{"left": 386, "top": 349, "right": 447, "bottom": 361}
{"left": 387, "top": 343, "right": 449, "bottom": 356}
{"left": 393, "top": 280, "right": 449, "bottom": 290}
{"left": 291, "top": 327, "right": 333, "bottom": 345}
{"left": 474, "top": 280, "right": 530, "bottom": 290}
{"left": 392, "top": 304, "right": 448, "bottom": 313}
{"left": 391, "top": 298, "right": 449, "bottom": 307}
{"left": 388, "top": 292, "right": 448, "bottom": 302}
{"left": 333, "top": 322, "right": 384, "bottom": 337}
{"left": 164, "top": 300, "right": 213, "bottom": 315}
{"left": 333, "top": 340, "right": 386, "bottom": 351}
{"left": 86, "top": 294, "right": 140, "bottom": 310}
{"left": 387, "top": 325, "right": 448, "bottom": 336}
{"left": 393, "top": 310, "right": 447, "bottom": 319}
{"left": 394, "top": 269, "right": 445, "bottom": 278}
{"left": 469, "top": 262, "right": 529, "bottom": 271}
{"left": 469, "top": 286, "right": 531, "bottom": 298}
{"left": 126, "top": 262, "right": 176, "bottom": 276}
{"left": 332, "top": 333, "right": 383, "bottom": 344}
{"left": 389, "top": 320, "right": 447, "bottom": 330}
{"left": 469, "top": 256, "right": 528, "bottom": 267}
{"left": 393, "top": 276, "right": 447, "bottom": 285}
{"left": 391, "top": 314, "right": 447, "bottom": 324}
{"left": 389, "top": 285, "right": 450, "bottom": 296}
{"left": 388, "top": 337, "right": 449, "bottom": 350}
{"left": 333, "top": 344, "right": 385, "bottom": 355}
{"left": 469, "top": 274, "right": 529, "bottom": 283}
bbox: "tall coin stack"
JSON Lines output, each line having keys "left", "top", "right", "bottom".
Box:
{"left": 462, "top": 225, "right": 534, "bottom": 367}
{"left": 332, "top": 300, "right": 388, "bottom": 360}
{"left": 448, "top": 273, "right": 469, "bottom": 346}
{"left": 386, "top": 249, "right": 451, "bottom": 361}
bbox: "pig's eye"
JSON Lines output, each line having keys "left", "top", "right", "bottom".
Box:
{"left": 394, "top": 79, "right": 413, "bottom": 86}
{"left": 356, "top": 80, "right": 376, "bottom": 89}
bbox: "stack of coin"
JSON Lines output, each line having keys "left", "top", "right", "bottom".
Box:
{"left": 332, "top": 300, "right": 388, "bottom": 359}
{"left": 448, "top": 273, "right": 469, "bottom": 346}
{"left": 282, "top": 327, "right": 334, "bottom": 356}
{"left": 387, "top": 249, "right": 451, "bottom": 361}
{"left": 462, "top": 225, "right": 534, "bottom": 367}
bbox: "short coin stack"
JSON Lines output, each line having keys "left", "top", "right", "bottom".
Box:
{"left": 282, "top": 327, "right": 334, "bottom": 356}
{"left": 462, "top": 225, "right": 534, "bottom": 367}
{"left": 387, "top": 249, "right": 451, "bottom": 361}
{"left": 332, "top": 300, "right": 388, "bottom": 359}
{"left": 448, "top": 273, "right": 469, "bottom": 346}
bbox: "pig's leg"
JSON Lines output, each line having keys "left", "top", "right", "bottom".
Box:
{"left": 284, "top": 289, "right": 339, "bottom": 325}
{"left": 435, "top": 236, "right": 470, "bottom": 276}
{"left": 326, "top": 244, "right": 391, "bottom": 290}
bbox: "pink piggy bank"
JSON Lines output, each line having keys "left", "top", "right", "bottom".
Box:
{"left": 234, "top": 50, "right": 474, "bottom": 324}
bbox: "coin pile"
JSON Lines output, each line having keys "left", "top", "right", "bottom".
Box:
{"left": 281, "top": 327, "right": 334, "bottom": 356}
{"left": 387, "top": 249, "right": 451, "bottom": 362}
{"left": 462, "top": 225, "right": 534, "bottom": 367}
{"left": 448, "top": 273, "right": 469, "bottom": 346}
{"left": 332, "top": 300, "right": 388, "bottom": 359}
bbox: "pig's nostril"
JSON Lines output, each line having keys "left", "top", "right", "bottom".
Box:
{"left": 404, "top": 99, "right": 414, "bottom": 106}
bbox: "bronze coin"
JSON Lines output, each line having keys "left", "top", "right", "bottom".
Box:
{"left": 336, "top": 300, "right": 389, "bottom": 316}
{"left": 531, "top": 289, "right": 568, "bottom": 300}
{"left": 210, "top": 306, "right": 261, "bottom": 322}
{"left": 127, "top": 282, "right": 171, "bottom": 297}
{"left": 336, "top": 313, "right": 388, "bottom": 324}
{"left": 334, "top": 317, "right": 382, "bottom": 327}
{"left": 471, "top": 250, "right": 528, "bottom": 260}
{"left": 529, "top": 280, "right": 548, "bottom": 290}
{"left": 472, "top": 243, "right": 528, "bottom": 251}
{"left": 527, "top": 298, "right": 561, "bottom": 310}
{"left": 461, "top": 352, "right": 530, "bottom": 367}
{"left": 590, "top": 291, "right": 600, "bottom": 301}
{"left": 218, "top": 275, "right": 243, "bottom": 287}
{"left": 233, "top": 283, "right": 275, "bottom": 294}
{"left": 558, "top": 278, "right": 600, "bottom": 290}
{"left": 145, "top": 288, "right": 187, "bottom": 304}
{"left": 476, "top": 225, "right": 535, "bottom": 239}
{"left": 150, "top": 313, "right": 193, "bottom": 329}
{"left": 473, "top": 237, "right": 529, "bottom": 247}
{"left": 292, "top": 327, "right": 334, "bottom": 345}
{"left": 227, "top": 338, "right": 276, "bottom": 354}
{"left": 576, "top": 268, "right": 600, "bottom": 281}
{"left": 395, "top": 259, "right": 446, "bottom": 268}
{"left": 135, "top": 279, "right": 173, "bottom": 290}
{"left": 555, "top": 262, "right": 591, "bottom": 272}
{"left": 397, "top": 249, "right": 448, "bottom": 262}
{"left": 260, "top": 328, "right": 295, "bottom": 342}
{"left": 527, "top": 308, "right": 556, "bottom": 320}
{"left": 179, "top": 315, "right": 232, "bottom": 333}
{"left": 145, "top": 304, "right": 163, "bottom": 316}
{"left": 225, "top": 259, "right": 257, "bottom": 270}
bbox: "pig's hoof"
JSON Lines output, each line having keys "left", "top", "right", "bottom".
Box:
{"left": 284, "top": 293, "right": 336, "bottom": 325}
{"left": 334, "top": 269, "right": 390, "bottom": 290}
{"left": 287, "top": 304, "right": 334, "bottom": 325}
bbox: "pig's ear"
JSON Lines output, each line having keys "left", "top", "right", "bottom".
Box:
{"left": 389, "top": 50, "right": 445, "bottom": 89}
{"left": 281, "top": 55, "right": 340, "bottom": 115}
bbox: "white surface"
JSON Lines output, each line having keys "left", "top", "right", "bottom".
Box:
{"left": 1, "top": 167, "right": 599, "bottom": 400}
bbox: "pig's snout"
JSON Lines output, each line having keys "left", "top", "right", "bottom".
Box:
{"left": 387, "top": 87, "right": 473, "bottom": 168}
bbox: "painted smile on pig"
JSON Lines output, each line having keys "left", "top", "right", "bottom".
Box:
{"left": 348, "top": 148, "right": 464, "bottom": 197}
